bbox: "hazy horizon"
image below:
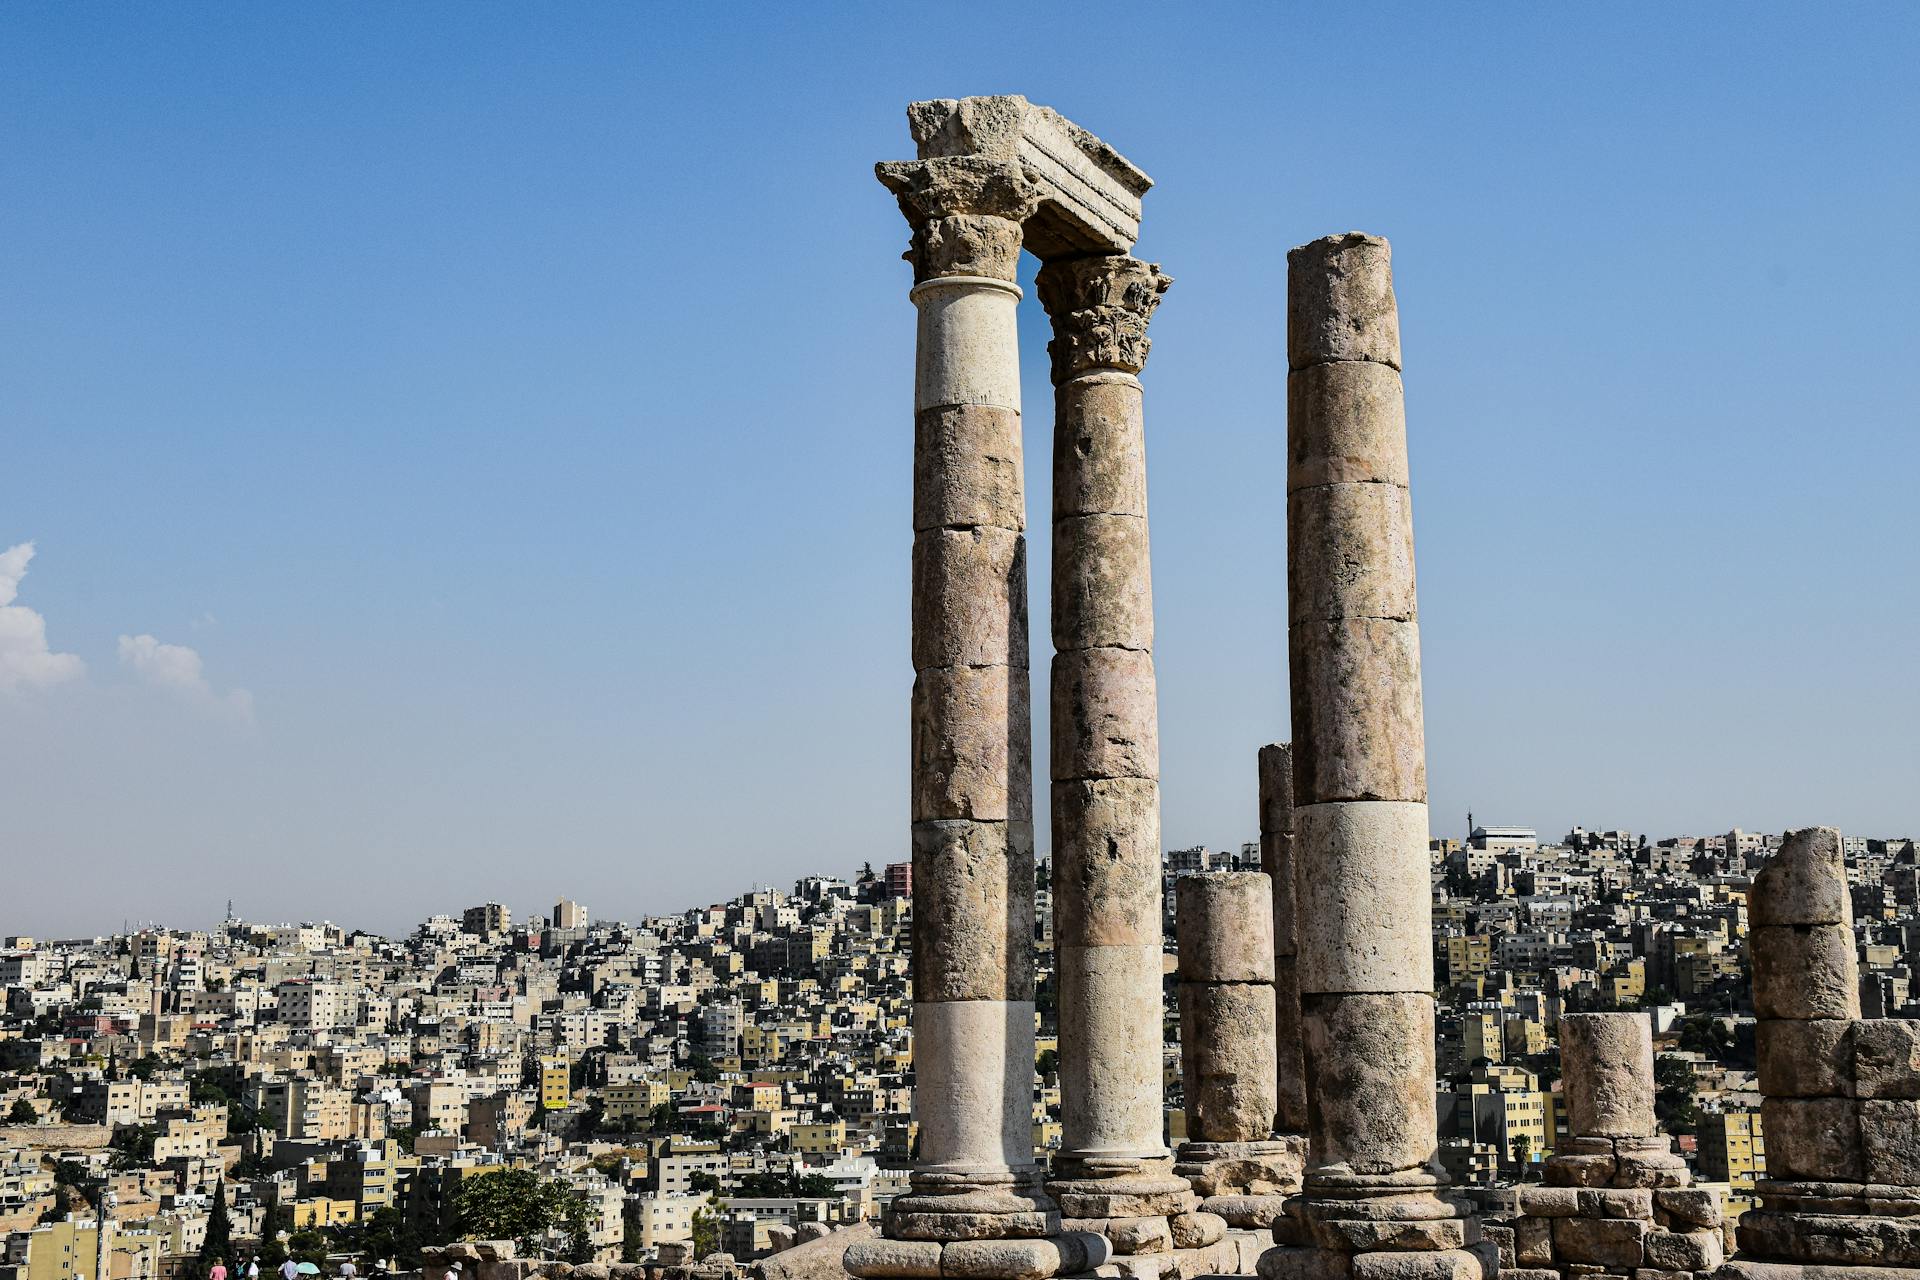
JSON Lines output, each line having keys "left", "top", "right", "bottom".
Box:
{"left": 5, "top": 5, "right": 1917, "bottom": 937}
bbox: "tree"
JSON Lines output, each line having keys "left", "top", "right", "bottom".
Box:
{"left": 1034, "top": 1049, "right": 1058, "bottom": 1079}
{"left": 1654, "top": 1054, "right": 1701, "bottom": 1134}
{"left": 687, "top": 1054, "right": 721, "bottom": 1085}
{"left": 690, "top": 1206, "right": 720, "bottom": 1260}
{"left": 200, "top": 1179, "right": 233, "bottom": 1264}
{"left": 109, "top": 1124, "right": 158, "bottom": 1170}
{"left": 358, "top": 1205, "right": 423, "bottom": 1270}
{"left": 8, "top": 1098, "right": 37, "bottom": 1124}
{"left": 287, "top": 1230, "right": 330, "bottom": 1264}
{"left": 1510, "top": 1133, "right": 1532, "bottom": 1180}
{"left": 795, "top": 1174, "right": 837, "bottom": 1199}
{"left": 451, "top": 1168, "right": 592, "bottom": 1259}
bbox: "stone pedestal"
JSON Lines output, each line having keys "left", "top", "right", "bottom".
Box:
{"left": 1257, "top": 235, "right": 1487, "bottom": 1280}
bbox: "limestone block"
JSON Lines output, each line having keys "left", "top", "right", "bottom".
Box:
{"left": 1855, "top": 1021, "right": 1920, "bottom": 1100}
{"left": 1288, "top": 619, "right": 1427, "bottom": 806}
{"left": 1052, "top": 513, "right": 1153, "bottom": 653}
{"left": 941, "top": 1237, "right": 1068, "bottom": 1280}
{"left": 1287, "top": 233, "right": 1401, "bottom": 371}
{"left": 1233, "top": 1231, "right": 1271, "bottom": 1274}
{"left": 1259, "top": 1246, "right": 1353, "bottom": 1280}
{"left": 1553, "top": 1215, "right": 1650, "bottom": 1267}
{"left": 1500, "top": 1271, "right": 1559, "bottom": 1280}
{"left": 1544, "top": 1152, "right": 1617, "bottom": 1187}
{"left": 1180, "top": 981, "right": 1279, "bottom": 1143}
{"left": 842, "top": 1239, "right": 943, "bottom": 1279}
{"left": 912, "top": 527, "right": 1027, "bottom": 671}
{"left": 1578, "top": 1188, "right": 1654, "bottom": 1219}
{"left": 911, "top": 664, "right": 1032, "bottom": 823}
{"left": 1762, "top": 1097, "right": 1864, "bottom": 1182}
{"left": 1758, "top": 1019, "right": 1854, "bottom": 1098}
{"left": 1203, "top": 1194, "right": 1289, "bottom": 1229}
{"left": 1053, "top": 1179, "right": 1198, "bottom": 1220}
{"left": 1737, "top": 1209, "right": 1920, "bottom": 1266}
{"left": 1301, "top": 992, "right": 1437, "bottom": 1174}
{"left": 1561, "top": 1014, "right": 1657, "bottom": 1139}
{"left": 1514, "top": 1216, "right": 1554, "bottom": 1266}
{"left": 1309, "top": 1216, "right": 1468, "bottom": 1252}
{"left": 1716, "top": 1263, "right": 1920, "bottom": 1280}
{"left": 912, "top": 998, "right": 1039, "bottom": 1172}
{"left": 1645, "top": 1228, "right": 1723, "bottom": 1271}
{"left": 1275, "top": 957, "right": 1309, "bottom": 1134}
{"left": 1751, "top": 827, "right": 1852, "bottom": 928}
{"left": 1654, "top": 1187, "right": 1723, "bottom": 1228}
{"left": 1108, "top": 1216, "right": 1173, "bottom": 1255}
{"left": 915, "top": 404, "right": 1026, "bottom": 533}
{"left": 1293, "top": 802, "right": 1435, "bottom": 994}
{"left": 1752, "top": 925, "right": 1862, "bottom": 1021}
{"left": 1260, "top": 742, "right": 1296, "bottom": 838}
{"left": 1515, "top": 1186, "right": 1581, "bottom": 1216}
{"left": 913, "top": 274, "right": 1023, "bottom": 414}
{"left": 912, "top": 819, "right": 1033, "bottom": 1003}
{"left": 889, "top": 1210, "right": 1054, "bottom": 1240}
{"left": 1050, "top": 648, "right": 1158, "bottom": 782}
{"left": 1613, "top": 1137, "right": 1690, "bottom": 1189}
{"left": 1053, "top": 379, "right": 1148, "bottom": 519}
{"left": 1058, "top": 941, "right": 1168, "bottom": 1157}
{"left": 1861, "top": 1099, "right": 1920, "bottom": 1186}
{"left": 1347, "top": 1248, "right": 1484, "bottom": 1280}
{"left": 1176, "top": 872, "right": 1276, "bottom": 983}
{"left": 1051, "top": 778, "right": 1161, "bottom": 949}
{"left": 1287, "top": 482, "right": 1417, "bottom": 626}
{"left": 1286, "top": 362, "right": 1410, "bottom": 488}
{"left": 1169, "top": 1212, "right": 1227, "bottom": 1249}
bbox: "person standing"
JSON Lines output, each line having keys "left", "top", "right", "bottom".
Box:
{"left": 209, "top": 1260, "right": 228, "bottom": 1280}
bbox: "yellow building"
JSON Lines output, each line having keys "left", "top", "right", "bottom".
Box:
{"left": 1442, "top": 936, "right": 1492, "bottom": 986}
{"left": 1464, "top": 1011, "right": 1504, "bottom": 1065}
{"left": 290, "top": 1197, "right": 358, "bottom": 1228}
{"left": 6, "top": 1219, "right": 163, "bottom": 1280}
{"left": 604, "top": 1080, "right": 673, "bottom": 1124}
{"left": 792, "top": 1120, "right": 846, "bottom": 1158}
{"left": 540, "top": 1055, "right": 573, "bottom": 1111}
{"left": 1606, "top": 958, "right": 1647, "bottom": 1005}
{"left": 1698, "top": 1109, "right": 1765, "bottom": 1193}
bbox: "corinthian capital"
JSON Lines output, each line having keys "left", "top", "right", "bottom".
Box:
{"left": 875, "top": 156, "right": 1040, "bottom": 283}
{"left": 1036, "top": 255, "right": 1172, "bottom": 381}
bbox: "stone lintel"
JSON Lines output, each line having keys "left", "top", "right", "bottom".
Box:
{"left": 904, "top": 95, "right": 1150, "bottom": 258}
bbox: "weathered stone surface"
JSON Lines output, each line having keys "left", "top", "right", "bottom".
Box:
{"left": 1855, "top": 1021, "right": 1920, "bottom": 1100}
{"left": 1654, "top": 1187, "right": 1723, "bottom": 1228}
{"left": 1861, "top": 1099, "right": 1920, "bottom": 1185}
{"left": 912, "top": 526, "right": 1027, "bottom": 671}
{"left": 1763, "top": 1097, "right": 1865, "bottom": 1182}
{"left": 1738, "top": 1209, "right": 1920, "bottom": 1266}
{"left": 1613, "top": 1138, "right": 1690, "bottom": 1189}
{"left": 1645, "top": 1227, "right": 1724, "bottom": 1271}
{"left": 842, "top": 1238, "right": 943, "bottom": 1279}
{"left": 1168, "top": 1212, "right": 1227, "bottom": 1250}
{"left": 1293, "top": 802, "right": 1434, "bottom": 994}
{"left": 1309, "top": 1215, "right": 1468, "bottom": 1252}
{"left": 1713, "top": 1263, "right": 1920, "bottom": 1280}
{"left": 1176, "top": 872, "right": 1276, "bottom": 983}
{"left": 915, "top": 404, "right": 1025, "bottom": 534}
{"left": 1544, "top": 1152, "right": 1618, "bottom": 1187}
{"left": 1202, "top": 1193, "right": 1290, "bottom": 1229}
{"left": 1515, "top": 1186, "right": 1582, "bottom": 1217}
{"left": 1287, "top": 482, "right": 1417, "bottom": 627}
{"left": 889, "top": 1210, "right": 1054, "bottom": 1240}
{"left": 1050, "top": 647, "right": 1157, "bottom": 782}
{"left": 1038, "top": 256, "right": 1169, "bottom": 383}
{"left": 1553, "top": 1215, "right": 1650, "bottom": 1267}
{"left": 941, "top": 1236, "right": 1069, "bottom": 1280}
{"left": 911, "top": 663, "right": 1032, "bottom": 823}
{"left": 1287, "top": 233, "right": 1401, "bottom": 371}
{"left": 1058, "top": 941, "right": 1168, "bottom": 1161}
{"left": 1759, "top": 1019, "right": 1855, "bottom": 1098}
{"left": 879, "top": 153, "right": 1038, "bottom": 279}
{"left": 1260, "top": 743, "right": 1296, "bottom": 847}
{"left": 1301, "top": 992, "right": 1437, "bottom": 1174}
{"left": 1499, "top": 1271, "right": 1559, "bottom": 1280}
{"left": 1274, "top": 957, "right": 1309, "bottom": 1135}
{"left": 1107, "top": 1216, "right": 1173, "bottom": 1255}
{"left": 1346, "top": 1248, "right": 1484, "bottom": 1280}
{"left": 1752, "top": 924, "right": 1862, "bottom": 1021}
{"left": 1514, "top": 1216, "right": 1555, "bottom": 1266}
{"left": 1578, "top": 1188, "right": 1654, "bottom": 1219}
{"left": 1562, "top": 1014, "right": 1657, "bottom": 1139}
{"left": 1051, "top": 377, "right": 1147, "bottom": 519}
{"left": 1054, "top": 1182, "right": 1199, "bottom": 1220}
{"left": 1051, "top": 778, "right": 1161, "bottom": 949}
{"left": 1052, "top": 513, "right": 1152, "bottom": 653}
{"left": 1752, "top": 827, "right": 1852, "bottom": 928}
{"left": 1177, "top": 1138, "right": 1307, "bottom": 1196}
{"left": 912, "top": 273, "right": 1026, "bottom": 412}
{"left": 1258, "top": 1246, "right": 1353, "bottom": 1280}
{"left": 1287, "top": 618, "right": 1427, "bottom": 806}
{"left": 912, "top": 998, "right": 1039, "bottom": 1173}
{"left": 1286, "top": 362, "right": 1411, "bottom": 489}
{"left": 912, "top": 819, "right": 1032, "bottom": 1002}
{"left": 1180, "top": 980, "right": 1279, "bottom": 1143}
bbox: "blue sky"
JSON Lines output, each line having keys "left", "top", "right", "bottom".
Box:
{"left": 3, "top": 4, "right": 1916, "bottom": 936}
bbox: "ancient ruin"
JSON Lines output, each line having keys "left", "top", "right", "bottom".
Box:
{"left": 851, "top": 92, "right": 1905, "bottom": 1280}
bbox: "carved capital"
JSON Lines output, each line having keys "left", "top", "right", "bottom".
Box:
{"left": 1036, "top": 256, "right": 1172, "bottom": 381}
{"left": 876, "top": 156, "right": 1039, "bottom": 282}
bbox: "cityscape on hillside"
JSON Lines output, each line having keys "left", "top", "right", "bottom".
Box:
{"left": 3, "top": 824, "right": 1916, "bottom": 1280}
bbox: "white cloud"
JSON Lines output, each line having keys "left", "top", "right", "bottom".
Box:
{"left": 0, "top": 542, "right": 86, "bottom": 692}
{"left": 118, "top": 632, "right": 255, "bottom": 724}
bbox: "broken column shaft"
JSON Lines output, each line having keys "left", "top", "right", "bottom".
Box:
{"left": 1260, "top": 742, "right": 1309, "bottom": 1137}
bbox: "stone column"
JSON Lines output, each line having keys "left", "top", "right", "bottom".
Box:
{"left": 1260, "top": 743, "right": 1309, "bottom": 1136}
{"left": 849, "top": 148, "right": 1105, "bottom": 1280}
{"left": 1262, "top": 235, "right": 1487, "bottom": 1280}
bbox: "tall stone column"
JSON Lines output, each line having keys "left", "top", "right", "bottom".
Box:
{"left": 1037, "top": 252, "right": 1204, "bottom": 1266}
{"left": 849, "top": 149, "right": 1098, "bottom": 1280}
{"left": 1262, "top": 235, "right": 1488, "bottom": 1280}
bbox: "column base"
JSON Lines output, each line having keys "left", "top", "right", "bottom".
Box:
{"left": 1177, "top": 1137, "right": 1309, "bottom": 1200}
{"left": 847, "top": 1231, "right": 1109, "bottom": 1280}
{"left": 1254, "top": 1245, "right": 1494, "bottom": 1280}
{"left": 1739, "top": 1208, "right": 1920, "bottom": 1267}
{"left": 1543, "top": 1134, "right": 1689, "bottom": 1188}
